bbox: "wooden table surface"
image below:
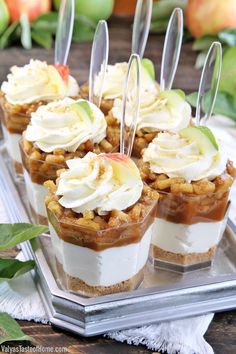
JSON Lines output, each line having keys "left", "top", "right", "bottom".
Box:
{"left": 0, "top": 17, "right": 236, "bottom": 354}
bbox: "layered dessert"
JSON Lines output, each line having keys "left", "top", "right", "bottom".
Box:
{"left": 110, "top": 88, "right": 192, "bottom": 157}
{"left": 45, "top": 152, "right": 158, "bottom": 296}
{"left": 80, "top": 58, "right": 158, "bottom": 115}
{"left": 20, "top": 98, "right": 117, "bottom": 225}
{"left": 0, "top": 59, "right": 79, "bottom": 175}
{"left": 140, "top": 126, "right": 236, "bottom": 271}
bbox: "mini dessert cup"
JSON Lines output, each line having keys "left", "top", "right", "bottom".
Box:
{"left": 0, "top": 60, "right": 79, "bottom": 178}
{"left": 140, "top": 159, "right": 236, "bottom": 272}
{"left": 20, "top": 137, "right": 118, "bottom": 225}
{"left": 151, "top": 188, "right": 231, "bottom": 272}
{"left": 46, "top": 185, "right": 158, "bottom": 297}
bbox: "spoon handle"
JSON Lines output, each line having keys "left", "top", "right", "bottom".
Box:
{"left": 54, "top": 0, "right": 75, "bottom": 65}
{"left": 120, "top": 53, "right": 141, "bottom": 157}
{"left": 132, "top": 0, "right": 153, "bottom": 59}
{"left": 160, "top": 8, "right": 183, "bottom": 91}
{"left": 196, "top": 41, "right": 222, "bottom": 126}
{"left": 89, "top": 20, "right": 109, "bottom": 107}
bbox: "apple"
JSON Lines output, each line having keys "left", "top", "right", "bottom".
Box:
{"left": 0, "top": 0, "right": 9, "bottom": 35}
{"left": 5, "top": 0, "right": 51, "bottom": 23}
{"left": 53, "top": 0, "right": 114, "bottom": 21}
{"left": 186, "top": 0, "right": 236, "bottom": 38}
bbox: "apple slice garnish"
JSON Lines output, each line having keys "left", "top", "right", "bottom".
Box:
{"left": 54, "top": 64, "right": 69, "bottom": 83}
{"left": 179, "top": 126, "right": 219, "bottom": 154}
{"left": 102, "top": 153, "right": 141, "bottom": 181}
{"left": 71, "top": 99, "right": 94, "bottom": 123}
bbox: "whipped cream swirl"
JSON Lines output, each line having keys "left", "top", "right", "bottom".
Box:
{"left": 25, "top": 98, "right": 107, "bottom": 153}
{"left": 112, "top": 89, "right": 191, "bottom": 133}
{"left": 143, "top": 132, "right": 227, "bottom": 182}
{"left": 1, "top": 59, "right": 79, "bottom": 105}
{"left": 56, "top": 152, "right": 143, "bottom": 215}
{"left": 94, "top": 61, "right": 157, "bottom": 100}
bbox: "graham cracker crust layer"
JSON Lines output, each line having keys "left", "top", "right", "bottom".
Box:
{"left": 151, "top": 244, "right": 217, "bottom": 266}
{"left": 29, "top": 203, "right": 48, "bottom": 225}
{"left": 55, "top": 258, "right": 144, "bottom": 297}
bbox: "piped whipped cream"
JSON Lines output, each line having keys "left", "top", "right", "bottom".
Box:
{"left": 1, "top": 59, "right": 79, "bottom": 105}
{"left": 94, "top": 61, "right": 157, "bottom": 100}
{"left": 56, "top": 152, "right": 143, "bottom": 215}
{"left": 25, "top": 98, "right": 107, "bottom": 153}
{"left": 112, "top": 89, "right": 191, "bottom": 133}
{"left": 143, "top": 132, "right": 227, "bottom": 182}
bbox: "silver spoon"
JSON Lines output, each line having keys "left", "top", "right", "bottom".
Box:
{"left": 120, "top": 54, "right": 141, "bottom": 157}
{"left": 160, "top": 8, "right": 183, "bottom": 91}
{"left": 89, "top": 20, "right": 109, "bottom": 107}
{"left": 54, "top": 0, "right": 75, "bottom": 65}
{"left": 196, "top": 41, "right": 222, "bottom": 126}
{"left": 132, "top": 0, "right": 153, "bottom": 59}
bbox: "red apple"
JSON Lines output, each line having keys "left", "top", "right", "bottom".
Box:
{"left": 5, "top": 0, "right": 51, "bottom": 23}
{"left": 186, "top": 0, "right": 236, "bottom": 38}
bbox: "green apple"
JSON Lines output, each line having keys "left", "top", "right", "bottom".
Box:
{"left": 0, "top": 0, "right": 9, "bottom": 35}
{"left": 141, "top": 58, "right": 155, "bottom": 81}
{"left": 179, "top": 126, "right": 219, "bottom": 154}
{"left": 53, "top": 0, "right": 114, "bottom": 21}
{"left": 71, "top": 100, "right": 94, "bottom": 123}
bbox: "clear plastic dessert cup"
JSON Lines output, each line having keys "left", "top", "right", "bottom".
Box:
{"left": 46, "top": 196, "right": 158, "bottom": 297}
{"left": 0, "top": 95, "right": 81, "bottom": 180}
{"left": 151, "top": 188, "right": 231, "bottom": 273}
{"left": 0, "top": 93, "right": 43, "bottom": 178}
{"left": 20, "top": 138, "right": 119, "bottom": 225}
{"left": 20, "top": 139, "right": 64, "bottom": 225}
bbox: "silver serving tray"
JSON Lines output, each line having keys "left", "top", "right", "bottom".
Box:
{"left": 0, "top": 150, "right": 236, "bottom": 336}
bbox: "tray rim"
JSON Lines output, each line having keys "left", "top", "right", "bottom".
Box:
{"left": 1, "top": 150, "right": 236, "bottom": 336}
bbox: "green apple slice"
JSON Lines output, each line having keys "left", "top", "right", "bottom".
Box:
{"left": 71, "top": 99, "right": 94, "bottom": 123}
{"left": 179, "top": 126, "right": 219, "bottom": 154}
{"left": 158, "top": 90, "right": 184, "bottom": 106}
{"left": 141, "top": 58, "right": 155, "bottom": 81}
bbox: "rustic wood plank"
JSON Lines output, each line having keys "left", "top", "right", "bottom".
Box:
{"left": 0, "top": 16, "right": 235, "bottom": 354}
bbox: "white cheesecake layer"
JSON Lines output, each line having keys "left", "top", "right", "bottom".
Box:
{"left": 49, "top": 222, "right": 153, "bottom": 287}
{"left": 152, "top": 217, "right": 227, "bottom": 254}
{"left": 2, "top": 125, "right": 22, "bottom": 162}
{"left": 23, "top": 169, "right": 48, "bottom": 217}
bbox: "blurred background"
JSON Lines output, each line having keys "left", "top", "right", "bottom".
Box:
{"left": 1, "top": 0, "right": 236, "bottom": 122}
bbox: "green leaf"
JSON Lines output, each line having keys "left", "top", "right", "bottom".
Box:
{"left": 193, "top": 35, "right": 218, "bottom": 51}
{"left": 73, "top": 19, "right": 95, "bottom": 42}
{"left": 31, "top": 12, "right": 58, "bottom": 34}
{"left": 31, "top": 30, "right": 53, "bottom": 49}
{"left": 218, "top": 46, "right": 236, "bottom": 96}
{"left": 150, "top": 19, "right": 169, "bottom": 34}
{"left": 187, "top": 92, "right": 198, "bottom": 107}
{"left": 0, "top": 313, "right": 33, "bottom": 344}
{"left": 0, "top": 259, "right": 35, "bottom": 282}
{"left": 187, "top": 91, "right": 236, "bottom": 122}
{"left": 20, "top": 14, "right": 32, "bottom": 49}
{"left": 0, "top": 21, "right": 20, "bottom": 49}
{"left": 211, "top": 92, "right": 236, "bottom": 121}
{"left": 0, "top": 223, "right": 48, "bottom": 251}
{"left": 218, "top": 29, "right": 236, "bottom": 46}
